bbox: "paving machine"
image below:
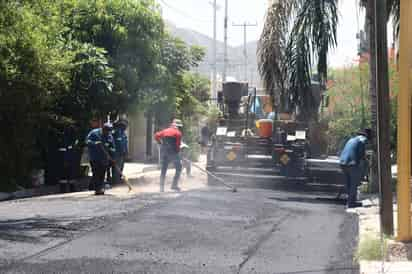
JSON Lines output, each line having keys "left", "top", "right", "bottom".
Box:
{"left": 206, "top": 81, "right": 345, "bottom": 187}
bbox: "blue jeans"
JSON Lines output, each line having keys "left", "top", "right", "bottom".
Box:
{"left": 160, "top": 152, "right": 182, "bottom": 190}
{"left": 341, "top": 165, "right": 361, "bottom": 206}
{"left": 90, "top": 161, "right": 107, "bottom": 192}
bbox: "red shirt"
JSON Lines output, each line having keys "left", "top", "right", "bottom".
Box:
{"left": 155, "top": 126, "right": 182, "bottom": 152}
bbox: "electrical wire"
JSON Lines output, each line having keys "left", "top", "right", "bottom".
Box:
{"left": 159, "top": 0, "right": 213, "bottom": 23}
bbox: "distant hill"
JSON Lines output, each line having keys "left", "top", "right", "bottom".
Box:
{"left": 166, "top": 22, "right": 261, "bottom": 88}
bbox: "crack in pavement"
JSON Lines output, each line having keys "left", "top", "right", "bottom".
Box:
{"left": 237, "top": 213, "right": 292, "bottom": 274}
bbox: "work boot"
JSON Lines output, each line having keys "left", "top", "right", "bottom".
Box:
{"left": 347, "top": 202, "right": 363, "bottom": 208}
{"left": 171, "top": 186, "right": 181, "bottom": 192}
{"left": 95, "top": 189, "right": 105, "bottom": 195}
{"left": 88, "top": 183, "right": 95, "bottom": 191}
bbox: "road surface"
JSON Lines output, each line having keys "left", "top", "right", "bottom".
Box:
{"left": 0, "top": 166, "right": 359, "bottom": 274}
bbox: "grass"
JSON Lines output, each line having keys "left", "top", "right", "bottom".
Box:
{"left": 356, "top": 234, "right": 388, "bottom": 262}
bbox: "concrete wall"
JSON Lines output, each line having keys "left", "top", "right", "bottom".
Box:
{"left": 127, "top": 111, "right": 159, "bottom": 162}
{"left": 128, "top": 112, "right": 147, "bottom": 161}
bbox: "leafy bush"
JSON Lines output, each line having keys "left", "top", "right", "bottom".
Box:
{"left": 325, "top": 63, "right": 398, "bottom": 154}
{"left": 0, "top": 0, "right": 164, "bottom": 190}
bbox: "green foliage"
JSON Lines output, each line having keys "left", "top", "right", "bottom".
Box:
{"left": 56, "top": 43, "right": 113, "bottom": 128}
{"left": 150, "top": 35, "right": 207, "bottom": 128}
{"left": 325, "top": 63, "right": 398, "bottom": 154}
{"left": 325, "top": 64, "right": 371, "bottom": 153}
{"left": 0, "top": 0, "right": 207, "bottom": 189}
{"left": 0, "top": 0, "right": 164, "bottom": 189}
{"left": 356, "top": 234, "right": 388, "bottom": 262}
{"left": 65, "top": 0, "right": 164, "bottom": 112}
{"left": 177, "top": 72, "right": 210, "bottom": 162}
{"left": 258, "top": 0, "right": 338, "bottom": 120}
{"left": 206, "top": 105, "right": 222, "bottom": 134}
{"left": 0, "top": 1, "right": 72, "bottom": 189}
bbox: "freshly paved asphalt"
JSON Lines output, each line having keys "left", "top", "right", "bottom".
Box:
{"left": 0, "top": 169, "right": 359, "bottom": 274}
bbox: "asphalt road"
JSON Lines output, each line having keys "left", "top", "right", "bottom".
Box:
{"left": 0, "top": 168, "right": 359, "bottom": 274}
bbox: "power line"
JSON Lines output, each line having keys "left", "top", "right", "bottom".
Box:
{"left": 232, "top": 21, "right": 257, "bottom": 82}
{"left": 159, "top": 0, "right": 213, "bottom": 23}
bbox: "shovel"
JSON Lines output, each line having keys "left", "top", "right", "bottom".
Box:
{"left": 99, "top": 144, "right": 133, "bottom": 192}
{"left": 182, "top": 158, "right": 237, "bottom": 192}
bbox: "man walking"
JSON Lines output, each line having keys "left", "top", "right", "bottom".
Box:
{"left": 155, "top": 119, "right": 183, "bottom": 192}
{"left": 86, "top": 122, "right": 116, "bottom": 195}
{"left": 112, "top": 119, "right": 128, "bottom": 185}
{"left": 339, "top": 128, "right": 372, "bottom": 208}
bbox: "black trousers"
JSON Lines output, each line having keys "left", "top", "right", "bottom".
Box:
{"left": 90, "top": 161, "right": 107, "bottom": 192}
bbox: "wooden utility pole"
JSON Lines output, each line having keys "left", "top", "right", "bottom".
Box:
{"left": 365, "top": 0, "right": 380, "bottom": 194}
{"left": 374, "top": 0, "right": 393, "bottom": 236}
{"left": 397, "top": 0, "right": 412, "bottom": 241}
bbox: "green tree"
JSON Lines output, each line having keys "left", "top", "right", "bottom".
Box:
{"left": 146, "top": 35, "right": 206, "bottom": 126}
{"left": 0, "top": 1, "right": 72, "bottom": 190}
{"left": 258, "top": 0, "right": 338, "bottom": 121}
{"left": 0, "top": 0, "right": 165, "bottom": 190}
{"left": 66, "top": 0, "right": 164, "bottom": 113}
{"left": 326, "top": 62, "right": 399, "bottom": 154}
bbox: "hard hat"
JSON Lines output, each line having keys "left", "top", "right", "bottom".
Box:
{"left": 114, "top": 119, "right": 128, "bottom": 128}
{"left": 173, "top": 119, "right": 183, "bottom": 128}
{"left": 103, "top": 122, "right": 113, "bottom": 129}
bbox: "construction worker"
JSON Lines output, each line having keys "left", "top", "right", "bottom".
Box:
{"left": 155, "top": 119, "right": 183, "bottom": 192}
{"left": 86, "top": 122, "right": 116, "bottom": 195}
{"left": 112, "top": 119, "right": 128, "bottom": 185}
{"left": 339, "top": 128, "right": 372, "bottom": 208}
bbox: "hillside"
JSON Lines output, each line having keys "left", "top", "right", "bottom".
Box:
{"left": 166, "top": 22, "right": 261, "bottom": 87}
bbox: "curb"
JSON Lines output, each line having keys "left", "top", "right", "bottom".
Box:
{"left": 0, "top": 185, "right": 60, "bottom": 202}
{"left": 142, "top": 166, "right": 159, "bottom": 173}
{"left": 0, "top": 179, "right": 90, "bottom": 202}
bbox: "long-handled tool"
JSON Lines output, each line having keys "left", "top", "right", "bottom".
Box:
{"left": 182, "top": 158, "right": 237, "bottom": 192}
{"left": 99, "top": 144, "right": 133, "bottom": 192}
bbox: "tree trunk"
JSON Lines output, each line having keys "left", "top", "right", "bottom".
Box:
{"left": 367, "top": 0, "right": 380, "bottom": 193}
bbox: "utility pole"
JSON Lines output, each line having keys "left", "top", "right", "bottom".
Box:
{"left": 374, "top": 0, "right": 394, "bottom": 236}
{"left": 209, "top": 0, "right": 220, "bottom": 102}
{"left": 233, "top": 22, "right": 257, "bottom": 82}
{"left": 397, "top": 0, "right": 412, "bottom": 241}
{"left": 223, "top": 0, "right": 228, "bottom": 82}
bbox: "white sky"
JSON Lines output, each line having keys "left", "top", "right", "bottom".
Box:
{"left": 158, "top": 0, "right": 364, "bottom": 67}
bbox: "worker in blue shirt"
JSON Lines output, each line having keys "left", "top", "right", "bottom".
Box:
{"left": 339, "top": 128, "right": 372, "bottom": 208}
{"left": 86, "top": 122, "right": 116, "bottom": 195}
{"left": 112, "top": 120, "right": 128, "bottom": 185}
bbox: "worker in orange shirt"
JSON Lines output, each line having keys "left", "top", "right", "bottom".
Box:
{"left": 155, "top": 119, "right": 183, "bottom": 192}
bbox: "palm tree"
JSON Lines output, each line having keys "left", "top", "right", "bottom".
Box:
{"left": 258, "top": 0, "right": 399, "bottom": 122}
{"left": 258, "top": 0, "right": 338, "bottom": 121}
{"left": 259, "top": 0, "right": 400, "bottom": 189}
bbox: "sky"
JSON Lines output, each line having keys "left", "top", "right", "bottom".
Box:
{"left": 158, "top": 0, "right": 364, "bottom": 68}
